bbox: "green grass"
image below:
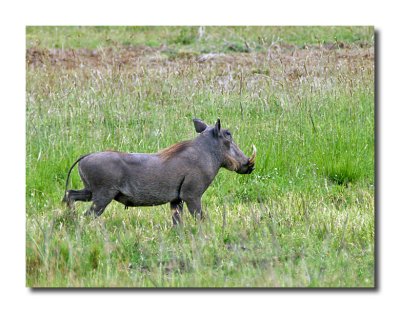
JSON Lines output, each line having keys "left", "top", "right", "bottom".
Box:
{"left": 26, "top": 26, "right": 374, "bottom": 288}
{"left": 26, "top": 26, "right": 374, "bottom": 51}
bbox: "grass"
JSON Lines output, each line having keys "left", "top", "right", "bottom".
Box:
{"left": 26, "top": 26, "right": 374, "bottom": 51}
{"left": 26, "top": 26, "right": 374, "bottom": 288}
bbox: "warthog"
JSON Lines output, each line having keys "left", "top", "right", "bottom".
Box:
{"left": 63, "top": 118, "right": 256, "bottom": 225}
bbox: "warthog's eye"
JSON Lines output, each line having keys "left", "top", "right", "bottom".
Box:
{"left": 225, "top": 130, "right": 232, "bottom": 140}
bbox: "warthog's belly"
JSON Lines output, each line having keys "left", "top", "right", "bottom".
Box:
{"left": 114, "top": 192, "right": 174, "bottom": 207}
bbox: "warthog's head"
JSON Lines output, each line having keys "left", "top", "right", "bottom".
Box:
{"left": 193, "top": 118, "right": 256, "bottom": 174}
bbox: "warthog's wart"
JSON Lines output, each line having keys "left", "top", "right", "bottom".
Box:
{"left": 63, "top": 118, "right": 256, "bottom": 225}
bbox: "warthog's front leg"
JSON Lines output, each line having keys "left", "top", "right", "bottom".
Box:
{"left": 185, "top": 198, "right": 204, "bottom": 221}
{"left": 170, "top": 199, "right": 184, "bottom": 225}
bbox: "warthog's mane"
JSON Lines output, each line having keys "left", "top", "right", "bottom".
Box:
{"left": 157, "top": 140, "right": 192, "bottom": 160}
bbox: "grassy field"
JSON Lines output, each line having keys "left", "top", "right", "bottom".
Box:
{"left": 26, "top": 26, "right": 375, "bottom": 287}
{"left": 26, "top": 26, "right": 373, "bottom": 50}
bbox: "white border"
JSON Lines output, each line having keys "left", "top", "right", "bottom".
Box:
{"left": 1, "top": 0, "right": 399, "bottom": 312}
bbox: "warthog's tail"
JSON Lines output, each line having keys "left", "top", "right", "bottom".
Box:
{"left": 62, "top": 154, "right": 91, "bottom": 203}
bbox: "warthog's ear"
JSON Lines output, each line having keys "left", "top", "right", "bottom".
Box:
{"left": 213, "top": 118, "right": 221, "bottom": 137}
{"left": 193, "top": 118, "right": 208, "bottom": 133}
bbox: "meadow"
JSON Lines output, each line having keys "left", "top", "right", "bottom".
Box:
{"left": 26, "top": 26, "right": 375, "bottom": 287}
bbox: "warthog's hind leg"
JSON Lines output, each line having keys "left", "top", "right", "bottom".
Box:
{"left": 84, "top": 191, "right": 116, "bottom": 217}
{"left": 63, "top": 189, "right": 92, "bottom": 209}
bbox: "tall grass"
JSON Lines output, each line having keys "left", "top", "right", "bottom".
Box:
{"left": 26, "top": 26, "right": 374, "bottom": 287}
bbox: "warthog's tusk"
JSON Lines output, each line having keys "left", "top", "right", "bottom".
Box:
{"left": 249, "top": 144, "right": 257, "bottom": 165}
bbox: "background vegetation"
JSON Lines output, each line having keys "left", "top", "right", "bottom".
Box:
{"left": 27, "top": 26, "right": 373, "bottom": 50}
{"left": 26, "top": 26, "right": 374, "bottom": 287}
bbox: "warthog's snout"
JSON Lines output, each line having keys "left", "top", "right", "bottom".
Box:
{"left": 244, "top": 159, "right": 255, "bottom": 174}
{"left": 236, "top": 144, "right": 256, "bottom": 174}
